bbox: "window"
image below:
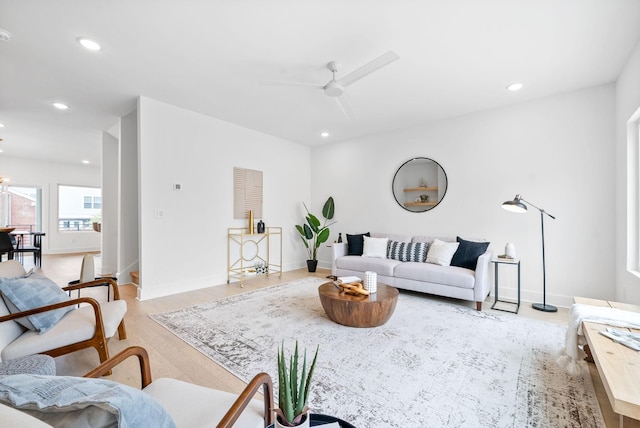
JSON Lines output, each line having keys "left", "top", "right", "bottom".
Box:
{"left": 0, "top": 185, "right": 42, "bottom": 232}
{"left": 628, "top": 106, "right": 640, "bottom": 272}
{"left": 58, "top": 185, "right": 101, "bottom": 231}
{"left": 83, "top": 195, "right": 101, "bottom": 209}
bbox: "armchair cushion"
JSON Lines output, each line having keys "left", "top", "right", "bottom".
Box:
{"left": 0, "top": 374, "right": 175, "bottom": 428}
{"left": 144, "top": 378, "right": 265, "bottom": 428}
{"left": 0, "top": 260, "right": 27, "bottom": 278}
{"left": 0, "top": 274, "right": 74, "bottom": 334}
{"left": 1, "top": 300, "right": 127, "bottom": 361}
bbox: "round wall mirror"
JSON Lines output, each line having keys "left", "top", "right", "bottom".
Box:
{"left": 392, "top": 157, "right": 448, "bottom": 212}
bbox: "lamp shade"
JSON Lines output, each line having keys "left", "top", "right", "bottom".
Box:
{"left": 502, "top": 194, "right": 527, "bottom": 213}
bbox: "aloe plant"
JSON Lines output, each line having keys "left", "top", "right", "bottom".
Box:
{"left": 275, "top": 341, "right": 319, "bottom": 427}
{"left": 295, "top": 196, "right": 336, "bottom": 261}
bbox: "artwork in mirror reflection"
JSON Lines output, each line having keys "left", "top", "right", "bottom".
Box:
{"left": 392, "top": 157, "right": 448, "bottom": 212}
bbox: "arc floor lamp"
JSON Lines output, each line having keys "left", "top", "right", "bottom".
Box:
{"left": 502, "top": 194, "right": 557, "bottom": 313}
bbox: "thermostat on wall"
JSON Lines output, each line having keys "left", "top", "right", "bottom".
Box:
{"left": 173, "top": 184, "right": 181, "bottom": 190}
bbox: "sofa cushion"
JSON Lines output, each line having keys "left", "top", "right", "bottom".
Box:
{"left": 450, "top": 237, "right": 490, "bottom": 270}
{"left": 0, "top": 374, "right": 175, "bottom": 428}
{"left": 425, "top": 239, "right": 459, "bottom": 266}
{"left": 362, "top": 236, "right": 388, "bottom": 258}
{"left": 347, "top": 232, "right": 370, "bottom": 255}
{"left": 412, "top": 236, "right": 456, "bottom": 244}
{"left": 394, "top": 262, "right": 476, "bottom": 289}
{"left": 0, "top": 274, "right": 74, "bottom": 334}
{"left": 387, "top": 241, "right": 428, "bottom": 262}
{"left": 371, "top": 233, "right": 413, "bottom": 243}
{"left": 336, "top": 255, "right": 402, "bottom": 277}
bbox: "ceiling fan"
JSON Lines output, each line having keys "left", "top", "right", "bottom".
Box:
{"left": 259, "top": 51, "right": 399, "bottom": 119}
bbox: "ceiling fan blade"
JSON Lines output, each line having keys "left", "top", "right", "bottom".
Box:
{"left": 339, "top": 51, "right": 399, "bottom": 87}
{"left": 258, "top": 79, "right": 324, "bottom": 90}
{"left": 335, "top": 94, "right": 354, "bottom": 120}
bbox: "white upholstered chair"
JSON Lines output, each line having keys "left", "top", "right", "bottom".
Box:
{"left": 0, "top": 346, "right": 274, "bottom": 428}
{"left": 0, "top": 260, "right": 127, "bottom": 366}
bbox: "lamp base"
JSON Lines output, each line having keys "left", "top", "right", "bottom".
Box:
{"left": 532, "top": 303, "right": 557, "bottom": 313}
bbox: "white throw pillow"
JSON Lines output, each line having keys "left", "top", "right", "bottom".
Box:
{"left": 362, "top": 236, "right": 389, "bottom": 258}
{"left": 425, "top": 239, "right": 460, "bottom": 266}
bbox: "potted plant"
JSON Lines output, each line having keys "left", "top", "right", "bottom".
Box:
{"left": 274, "top": 341, "right": 319, "bottom": 428}
{"left": 295, "top": 196, "right": 336, "bottom": 272}
{"left": 91, "top": 215, "right": 102, "bottom": 233}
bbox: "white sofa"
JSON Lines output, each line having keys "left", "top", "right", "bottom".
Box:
{"left": 332, "top": 233, "right": 492, "bottom": 310}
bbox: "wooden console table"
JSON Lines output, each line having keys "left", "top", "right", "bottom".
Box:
{"left": 574, "top": 297, "right": 640, "bottom": 427}
{"left": 227, "top": 227, "right": 282, "bottom": 286}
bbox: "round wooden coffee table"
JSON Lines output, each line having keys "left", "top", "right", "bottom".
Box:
{"left": 318, "top": 282, "right": 399, "bottom": 327}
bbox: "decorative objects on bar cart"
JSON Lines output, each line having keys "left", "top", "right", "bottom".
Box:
{"left": 248, "top": 210, "right": 254, "bottom": 234}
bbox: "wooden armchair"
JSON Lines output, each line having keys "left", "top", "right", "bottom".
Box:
{"left": 84, "top": 346, "right": 274, "bottom": 428}
{"left": 0, "top": 261, "right": 127, "bottom": 367}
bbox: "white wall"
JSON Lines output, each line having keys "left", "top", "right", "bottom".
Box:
{"left": 0, "top": 156, "right": 101, "bottom": 254}
{"left": 118, "top": 110, "right": 139, "bottom": 283}
{"left": 616, "top": 39, "right": 640, "bottom": 304}
{"left": 312, "top": 85, "right": 616, "bottom": 308}
{"left": 137, "top": 96, "right": 310, "bottom": 300}
{"left": 101, "top": 131, "right": 119, "bottom": 275}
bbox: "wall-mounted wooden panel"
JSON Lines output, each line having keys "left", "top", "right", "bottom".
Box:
{"left": 234, "top": 167, "right": 263, "bottom": 219}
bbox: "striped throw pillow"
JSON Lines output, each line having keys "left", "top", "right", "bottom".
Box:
{"left": 387, "top": 241, "right": 428, "bottom": 262}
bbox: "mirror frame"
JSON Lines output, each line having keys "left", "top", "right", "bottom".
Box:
{"left": 392, "top": 157, "right": 448, "bottom": 212}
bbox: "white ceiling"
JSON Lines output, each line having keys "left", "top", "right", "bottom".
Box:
{"left": 1, "top": 0, "right": 639, "bottom": 166}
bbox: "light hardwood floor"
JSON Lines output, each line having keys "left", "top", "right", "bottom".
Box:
{"left": 26, "top": 253, "right": 631, "bottom": 427}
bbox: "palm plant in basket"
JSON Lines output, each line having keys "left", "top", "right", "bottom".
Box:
{"left": 295, "top": 196, "right": 336, "bottom": 272}
{"left": 274, "top": 341, "right": 319, "bottom": 428}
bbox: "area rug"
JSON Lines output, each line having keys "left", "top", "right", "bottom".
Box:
{"left": 150, "top": 277, "right": 604, "bottom": 428}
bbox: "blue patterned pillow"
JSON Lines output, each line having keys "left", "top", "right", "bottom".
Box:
{"left": 0, "top": 274, "right": 74, "bottom": 334}
{"left": 387, "top": 241, "right": 428, "bottom": 262}
{"left": 0, "top": 374, "right": 176, "bottom": 428}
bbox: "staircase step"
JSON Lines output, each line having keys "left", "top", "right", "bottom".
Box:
{"left": 130, "top": 271, "right": 139, "bottom": 285}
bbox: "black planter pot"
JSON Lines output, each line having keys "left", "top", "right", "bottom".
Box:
{"left": 306, "top": 260, "right": 318, "bottom": 272}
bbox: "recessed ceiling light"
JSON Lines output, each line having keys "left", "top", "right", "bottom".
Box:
{"left": 0, "top": 149, "right": 3, "bottom": 153}
{"left": 0, "top": 123, "right": 5, "bottom": 128}
{"left": 52, "top": 102, "right": 69, "bottom": 110}
{"left": 78, "top": 38, "right": 101, "bottom": 51}
{"left": 82, "top": 160, "right": 90, "bottom": 164}
{"left": 320, "top": 132, "right": 330, "bottom": 138}
{"left": 0, "top": 28, "right": 12, "bottom": 42}
{"left": 506, "top": 82, "right": 524, "bottom": 92}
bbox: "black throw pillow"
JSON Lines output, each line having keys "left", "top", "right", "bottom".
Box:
{"left": 346, "top": 232, "right": 371, "bottom": 256}
{"left": 450, "top": 237, "right": 490, "bottom": 270}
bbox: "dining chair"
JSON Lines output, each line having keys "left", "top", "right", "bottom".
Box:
{"left": 0, "top": 232, "right": 14, "bottom": 262}
{"left": 11, "top": 233, "right": 41, "bottom": 267}
{"left": 68, "top": 254, "right": 117, "bottom": 301}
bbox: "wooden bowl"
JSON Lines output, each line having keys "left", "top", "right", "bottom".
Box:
{"left": 0, "top": 227, "right": 15, "bottom": 233}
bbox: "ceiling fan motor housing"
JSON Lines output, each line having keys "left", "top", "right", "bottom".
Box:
{"left": 324, "top": 81, "right": 344, "bottom": 97}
